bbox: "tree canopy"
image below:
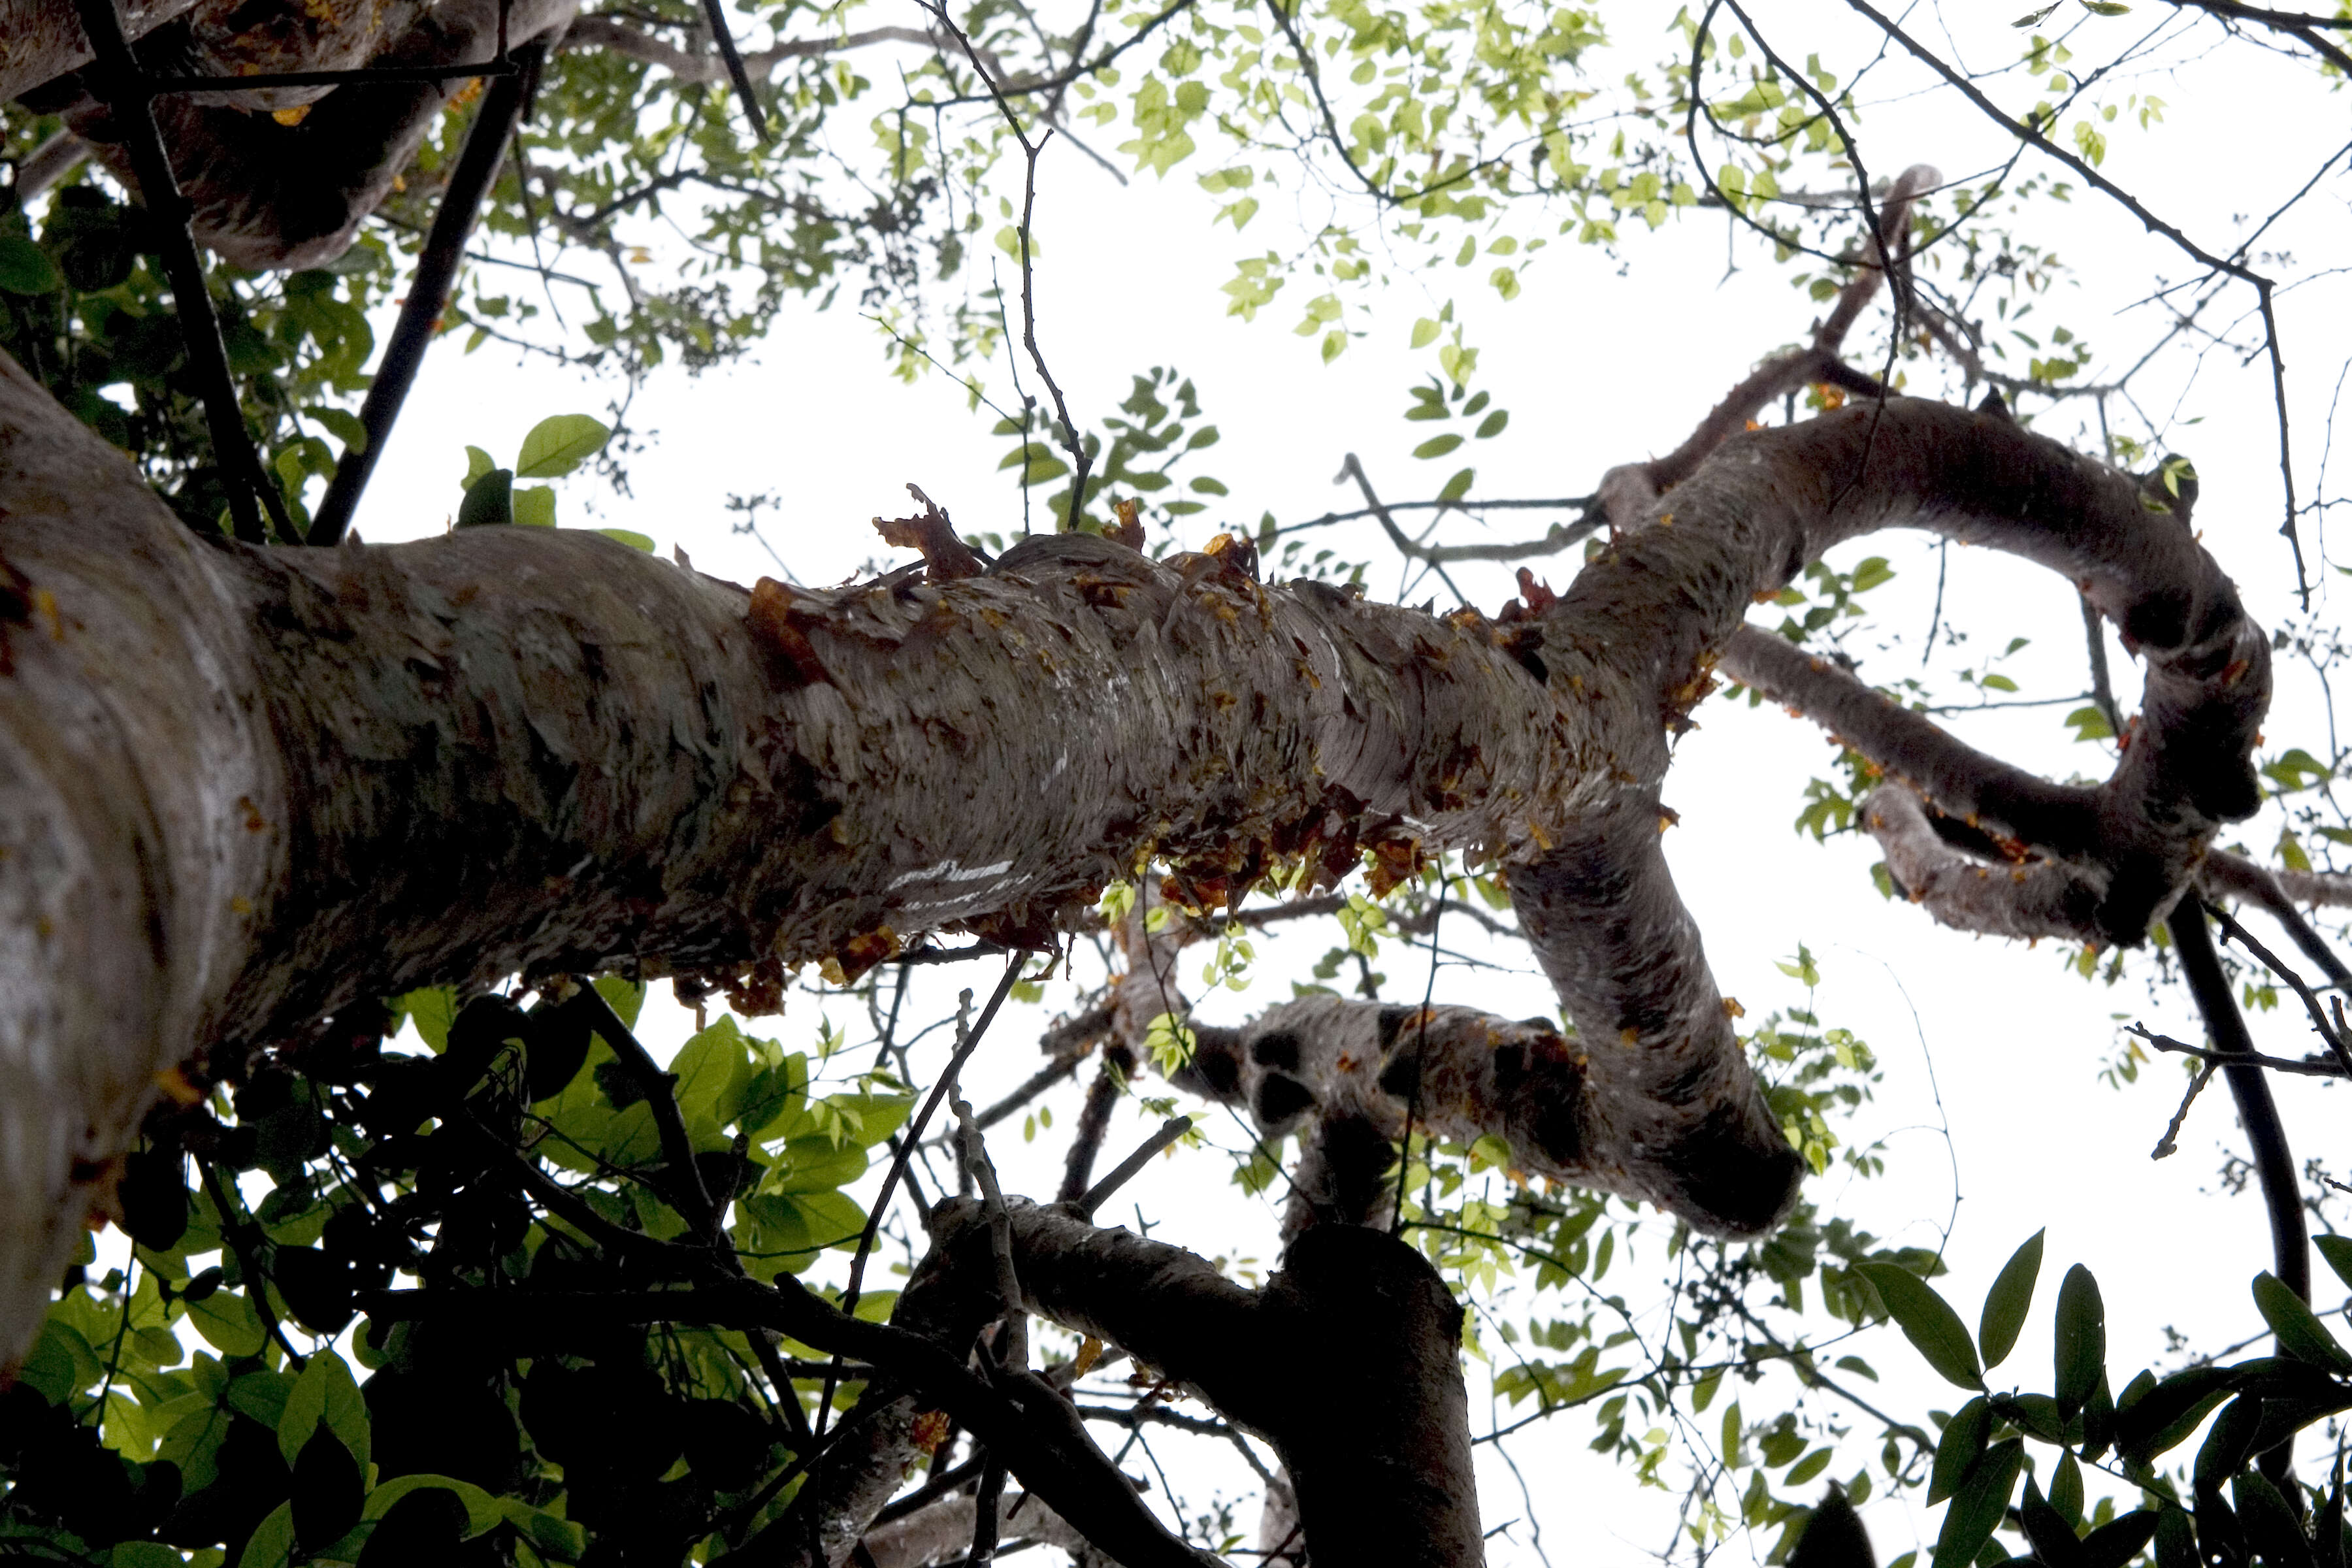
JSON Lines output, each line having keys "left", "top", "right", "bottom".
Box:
{"left": 2, "top": 0, "right": 2351, "bottom": 1564}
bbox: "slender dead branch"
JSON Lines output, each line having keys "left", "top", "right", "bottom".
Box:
{"left": 1075, "top": 1115, "right": 1191, "bottom": 1218}
{"left": 310, "top": 50, "right": 536, "bottom": 545}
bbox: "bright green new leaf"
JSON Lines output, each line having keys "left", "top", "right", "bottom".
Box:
{"left": 461, "top": 445, "right": 496, "bottom": 491}
{"left": 2251, "top": 1271, "right": 2352, "bottom": 1371}
{"left": 512, "top": 485, "right": 556, "bottom": 527}
{"left": 1978, "top": 1229, "right": 2044, "bottom": 1369}
{"left": 1411, "top": 317, "right": 1441, "bottom": 349}
{"left": 514, "top": 413, "right": 612, "bottom": 478}
{"left": 1856, "top": 1261, "right": 1982, "bottom": 1389}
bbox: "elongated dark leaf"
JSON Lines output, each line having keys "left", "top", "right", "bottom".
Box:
{"left": 2054, "top": 1264, "right": 2106, "bottom": 1419}
{"left": 2232, "top": 1473, "right": 2314, "bottom": 1568}
{"left": 2082, "top": 1369, "right": 2116, "bottom": 1463}
{"left": 2083, "top": 1511, "right": 2163, "bottom": 1568}
{"left": 2156, "top": 1507, "right": 2200, "bottom": 1568}
{"left": 1931, "top": 1397, "right": 1991, "bottom": 1505}
{"left": 2197, "top": 1395, "right": 2263, "bottom": 1487}
{"left": 2253, "top": 1273, "right": 2352, "bottom": 1373}
{"left": 2022, "top": 1478, "right": 2088, "bottom": 1568}
{"left": 2315, "top": 1237, "right": 2352, "bottom": 1296}
{"left": 1980, "top": 1230, "right": 2045, "bottom": 1371}
{"left": 1934, "top": 1438, "right": 2025, "bottom": 1568}
{"left": 2117, "top": 1365, "right": 2235, "bottom": 1463}
{"left": 1858, "top": 1262, "right": 1984, "bottom": 1390}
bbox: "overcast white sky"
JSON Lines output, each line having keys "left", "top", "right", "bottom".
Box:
{"left": 333, "top": 1, "right": 2352, "bottom": 1557}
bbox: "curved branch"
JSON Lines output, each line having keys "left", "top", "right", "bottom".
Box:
{"left": 1596, "top": 163, "right": 1935, "bottom": 531}
{"left": 561, "top": 16, "right": 968, "bottom": 86}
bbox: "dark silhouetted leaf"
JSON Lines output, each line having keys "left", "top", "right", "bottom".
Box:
{"left": 1857, "top": 1262, "right": 1982, "bottom": 1390}
{"left": 1980, "top": 1230, "right": 2044, "bottom": 1370}
{"left": 1931, "top": 1397, "right": 1990, "bottom": 1505}
{"left": 2054, "top": 1264, "right": 2105, "bottom": 1419}
{"left": 2253, "top": 1272, "right": 2352, "bottom": 1373}
{"left": 1934, "top": 1437, "right": 2023, "bottom": 1568}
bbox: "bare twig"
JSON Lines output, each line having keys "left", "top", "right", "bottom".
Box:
{"left": 311, "top": 50, "right": 538, "bottom": 545}
{"left": 2202, "top": 898, "right": 2352, "bottom": 1079}
{"left": 1075, "top": 1116, "right": 1192, "bottom": 1217}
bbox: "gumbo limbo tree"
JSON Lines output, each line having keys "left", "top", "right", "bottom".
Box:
{"left": 4, "top": 0, "right": 2352, "bottom": 1563}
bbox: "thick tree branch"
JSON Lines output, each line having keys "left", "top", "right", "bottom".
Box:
{"left": 929, "top": 1196, "right": 1485, "bottom": 1567}
{"left": 0, "top": 333, "right": 2280, "bottom": 1357}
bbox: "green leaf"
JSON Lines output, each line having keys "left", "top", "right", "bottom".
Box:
{"left": 514, "top": 413, "right": 611, "bottom": 478}
{"left": 361, "top": 1474, "right": 503, "bottom": 1537}
{"left": 1930, "top": 1396, "right": 1991, "bottom": 1504}
{"left": 1413, "top": 433, "right": 1465, "bottom": 460}
{"left": 461, "top": 445, "right": 496, "bottom": 491}
{"left": 455, "top": 468, "right": 514, "bottom": 529}
{"left": 277, "top": 1348, "right": 370, "bottom": 1473}
{"left": 2314, "top": 1235, "right": 2352, "bottom": 1294}
{"left": 187, "top": 1285, "right": 268, "bottom": 1358}
{"left": 1934, "top": 1437, "right": 2024, "bottom": 1568}
{"left": 2065, "top": 704, "right": 2115, "bottom": 742}
{"left": 1857, "top": 1261, "right": 1983, "bottom": 1389}
{"left": 593, "top": 975, "right": 646, "bottom": 1028}
{"left": 238, "top": 1501, "right": 295, "bottom": 1568}
{"left": 1410, "top": 317, "right": 1441, "bottom": 349}
{"left": 1437, "top": 467, "right": 1475, "bottom": 503}
{"left": 595, "top": 527, "right": 656, "bottom": 551}
{"left": 1980, "top": 1230, "right": 2044, "bottom": 1370}
{"left": 2014, "top": 3, "right": 2060, "bottom": 23}
{"left": 393, "top": 987, "right": 459, "bottom": 1052}
{"left": 511, "top": 485, "right": 556, "bottom": 527}
{"left": 2079, "top": 0, "right": 2130, "bottom": 13}
{"left": 1474, "top": 410, "right": 1509, "bottom": 439}
{"left": 2053, "top": 1264, "right": 2106, "bottom": 1418}
{"left": 2252, "top": 1271, "right": 2352, "bottom": 1371}
{"left": 0, "top": 236, "right": 61, "bottom": 295}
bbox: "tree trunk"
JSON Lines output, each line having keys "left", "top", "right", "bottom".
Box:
{"left": 0, "top": 340, "right": 2269, "bottom": 1369}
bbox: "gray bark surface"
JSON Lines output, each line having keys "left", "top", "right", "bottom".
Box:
{"left": 0, "top": 340, "right": 2272, "bottom": 1369}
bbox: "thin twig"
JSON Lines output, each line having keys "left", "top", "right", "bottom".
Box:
{"left": 2203, "top": 898, "right": 2352, "bottom": 1079}
{"left": 953, "top": 1098, "right": 1028, "bottom": 1370}
{"left": 2131, "top": 1025, "right": 2345, "bottom": 1079}
{"left": 926, "top": 0, "right": 1090, "bottom": 527}
{"left": 1076, "top": 1116, "right": 1192, "bottom": 1217}
{"left": 311, "top": 51, "right": 538, "bottom": 545}
{"left": 570, "top": 981, "right": 721, "bottom": 1236}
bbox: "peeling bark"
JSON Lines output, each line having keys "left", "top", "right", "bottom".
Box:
{"left": 1720, "top": 534, "right": 2268, "bottom": 947}
{"left": 930, "top": 1197, "right": 1486, "bottom": 1567}
{"left": 0, "top": 330, "right": 2279, "bottom": 1365}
